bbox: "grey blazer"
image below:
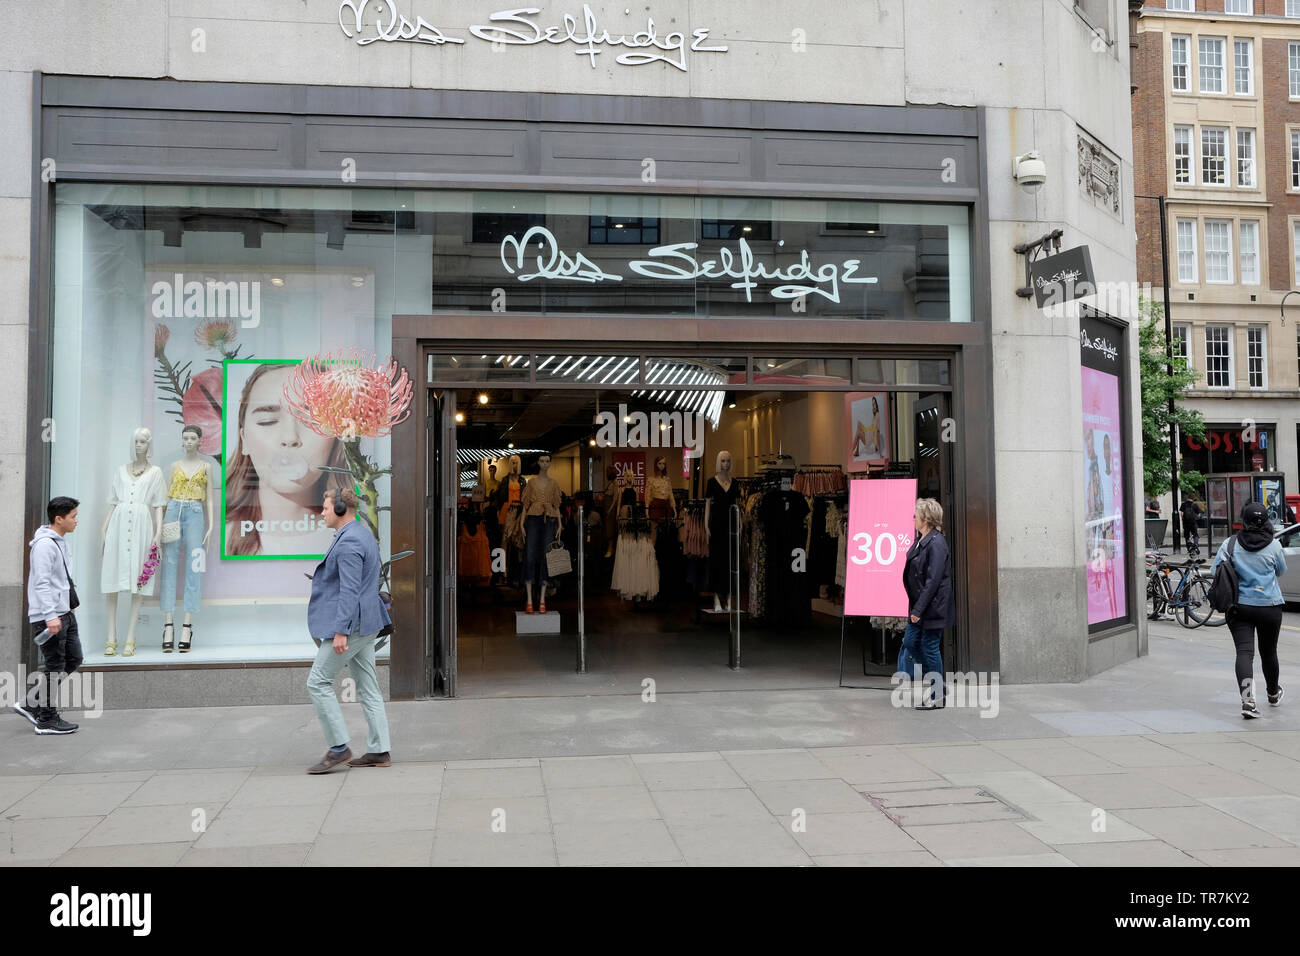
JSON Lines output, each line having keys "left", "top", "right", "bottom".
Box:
{"left": 307, "top": 521, "right": 391, "bottom": 640}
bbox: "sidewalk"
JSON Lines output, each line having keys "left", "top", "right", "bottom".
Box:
{"left": 3, "top": 618, "right": 1299, "bottom": 866}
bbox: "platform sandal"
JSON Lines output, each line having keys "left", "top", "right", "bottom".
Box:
{"left": 122, "top": 640, "right": 135, "bottom": 658}
{"left": 104, "top": 641, "right": 117, "bottom": 657}
{"left": 179, "top": 623, "right": 193, "bottom": 653}
{"left": 162, "top": 622, "right": 174, "bottom": 653}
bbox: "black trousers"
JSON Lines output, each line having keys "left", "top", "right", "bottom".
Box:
{"left": 27, "top": 612, "right": 82, "bottom": 717}
{"left": 1226, "top": 603, "right": 1282, "bottom": 699}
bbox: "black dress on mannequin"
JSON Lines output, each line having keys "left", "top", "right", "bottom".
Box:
{"left": 705, "top": 476, "right": 742, "bottom": 598}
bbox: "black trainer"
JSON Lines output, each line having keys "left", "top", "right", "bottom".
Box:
{"left": 34, "top": 715, "right": 78, "bottom": 735}
{"left": 1268, "top": 686, "right": 1285, "bottom": 707}
{"left": 1241, "top": 699, "right": 1259, "bottom": 720}
{"left": 12, "top": 702, "right": 39, "bottom": 727}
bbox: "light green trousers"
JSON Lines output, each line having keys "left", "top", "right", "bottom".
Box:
{"left": 307, "top": 632, "right": 391, "bottom": 754}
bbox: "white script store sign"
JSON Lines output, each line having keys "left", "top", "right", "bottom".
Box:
{"left": 338, "top": 2, "right": 729, "bottom": 71}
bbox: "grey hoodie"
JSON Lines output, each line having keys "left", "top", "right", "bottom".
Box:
{"left": 27, "top": 526, "right": 72, "bottom": 622}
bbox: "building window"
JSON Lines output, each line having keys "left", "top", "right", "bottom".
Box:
{"left": 1171, "top": 36, "right": 1190, "bottom": 91}
{"left": 1199, "top": 37, "right": 1225, "bottom": 93}
{"left": 1173, "top": 323, "right": 1191, "bottom": 369}
{"left": 1247, "top": 327, "right": 1266, "bottom": 389}
{"left": 1290, "top": 0, "right": 1300, "bottom": 16}
{"left": 471, "top": 211, "right": 545, "bottom": 244}
{"left": 1291, "top": 43, "right": 1300, "bottom": 97}
{"left": 1177, "top": 218, "right": 1198, "bottom": 283}
{"left": 589, "top": 216, "right": 660, "bottom": 244}
{"left": 1237, "top": 128, "right": 1256, "bottom": 187}
{"left": 700, "top": 220, "right": 772, "bottom": 241}
{"left": 1225, "top": 0, "right": 1251, "bottom": 11}
{"left": 1167, "top": 0, "right": 1192, "bottom": 10}
{"left": 1204, "top": 220, "right": 1233, "bottom": 283}
{"left": 1201, "top": 127, "right": 1227, "bottom": 185}
{"left": 1294, "top": 221, "right": 1300, "bottom": 284}
{"left": 1233, "top": 39, "right": 1253, "bottom": 94}
{"left": 1205, "top": 326, "right": 1233, "bottom": 388}
{"left": 1293, "top": 131, "right": 1300, "bottom": 189}
{"left": 1174, "top": 126, "right": 1193, "bottom": 184}
{"left": 1240, "top": 220, "right": 1260, "bottom": 285}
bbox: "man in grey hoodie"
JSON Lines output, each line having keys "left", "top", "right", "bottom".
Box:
{"left": 15, "top": 496, "right": 82, "bottom": 734}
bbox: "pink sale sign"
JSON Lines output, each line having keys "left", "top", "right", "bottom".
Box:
{"left": 844, "top": 478, "right": 917, "bottom": 617}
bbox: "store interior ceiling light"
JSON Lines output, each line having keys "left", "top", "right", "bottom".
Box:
{"left": 455, "top": 447, "right": 547, "bottom": 465}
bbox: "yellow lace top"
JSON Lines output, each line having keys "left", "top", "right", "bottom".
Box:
{"left": 168, "top": 462, "right": 208, "bottom": 501}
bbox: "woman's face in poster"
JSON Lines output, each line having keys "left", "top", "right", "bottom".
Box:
{"left": 240, "top": 367, "right": 336, "bottom": 497}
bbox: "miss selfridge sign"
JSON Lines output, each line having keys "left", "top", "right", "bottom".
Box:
{"left": 338, "top": 2, "right": 728, "bottom": 71}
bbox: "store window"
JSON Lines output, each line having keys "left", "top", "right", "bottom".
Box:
{"left": 1247, "top": 326, "right": 1266, "bottom": 388}
{"left": 1201, "top": 127, "right": 1227, "bottom": 185}
{"left": 589, "top": 216, "right": 660, "bottom": 244}
{"left": 1199, "top": 37, "right": 1225, "bottom": 94}
{"left": 1173, "top": 126, "right": 1193, "bottom": 184}
{"left": 1171, "top": 35, "right": 1190, "bottom": 91}
{"left": 1240, "top": 221, "right": 1259, "bottom": 284}
{"left": 51, "top": 184, "right": 428, "bottom": 666}
{"left": 1205, "top": 325, "right": 1233, "bottom": 388}
{"left": 1176, "top": 218, "right": 1197, "bottom": 283}
{"left": 1183, "top": 424, "right": 1275, "bottom": 474}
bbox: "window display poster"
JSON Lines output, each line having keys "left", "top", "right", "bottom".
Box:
{"left": 846, "top": 392, "right": 890, "bottom": 473}
{"left": 612, "top": 451, "right": 646, "bottom": 501}
{"left": 1259, "top": 478, "right": 1283, "bottom": 527}
{"left": 844, "top": 478, "right": 916, "bottom": 617}
{"left": 221, "top": 359, "right": 350, "bottom": 559}
{"left": 1207, "top": 478, "right": 1228, "bottom": 520}
{"left": 1082, "top": 365, "right": 1126, "bottom": 626}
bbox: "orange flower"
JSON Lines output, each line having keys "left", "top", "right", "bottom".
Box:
{"left": 283, "top": 349, "right": 413, "bottom": 440}
{"left": 194, "top": 319, "right": 237, "bottom": 351}
{"left": 154, "top": 323, "right": 171, "bottom": 355}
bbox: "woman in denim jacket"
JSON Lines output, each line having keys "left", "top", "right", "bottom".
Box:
{"left": 1211, "top": 502, "right": 1288, "bottom": 718}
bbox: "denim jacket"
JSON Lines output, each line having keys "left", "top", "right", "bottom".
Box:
{"left": 1210, "top": 536, "right": 1288, "bottom": 607}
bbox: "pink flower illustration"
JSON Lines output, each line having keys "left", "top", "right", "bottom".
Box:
{"left": 136, "top": 544, "right": 161, "bottom": 591}
{"left": 194, "top": 319, "right": 238, "bottom": 352}
{"left": 154, "top": 323, "right": 171, "bottom": 355}
{"left": 182, "top": 367, "right": 223, "bottom": 455}
{"left": 283, "top": 349, "right": 413, "bottom": 440}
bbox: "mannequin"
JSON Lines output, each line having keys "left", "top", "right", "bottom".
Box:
{"left": 159, "top": 424, "right": 214, "bottom": 653}
{"left": 100, "top": 427, "right": 166, "bottom": 657}
{"left": 520, "top": 452, "right": 562, "bottom": 614}
{"left": 646, "top": 456, "right": 677, "bottom": 521}
{"left": 704, "top": 449, "right": 741, "bottom": 612}
{"left": 495, "top": 454, "right": 526, "bottom": 528}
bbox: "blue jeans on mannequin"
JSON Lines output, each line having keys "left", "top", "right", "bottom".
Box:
{"left": 160, "top": 499, "right": 204, "bottom": 614}
{"left": 523, "top": 515, "right": 555, "bottom": 600}
{"left": 898, "top": 621, "right": 945, "bottom": 703}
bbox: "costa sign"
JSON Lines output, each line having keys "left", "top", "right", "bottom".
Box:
{"left": 1184, "top": 429, "right": 1263, "bottom": 454}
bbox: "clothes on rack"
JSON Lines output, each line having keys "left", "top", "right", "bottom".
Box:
{"left": 792, "top": 467, "right": 845, "bottom": 497}
{"left": 746, "top": 483, "right": 811, "bottom": 625}
{"left": 457, "top": 521, "right": 491, "bottom": 584}
{"left": 681, "top": 504, "right": 709, "bottom": 558}
{"left": 611, "top": 525, "right": 659, "bottom": 600}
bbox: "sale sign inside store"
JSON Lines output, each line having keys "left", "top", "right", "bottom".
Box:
{"left": 844, "top": 478, "right": 917, "bottom": 617}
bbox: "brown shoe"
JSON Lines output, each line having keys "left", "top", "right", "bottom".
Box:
{"left": 348, "top": 751, "right": 392, "bottom": 768}
{"left": 307, "top": 748, "right": 353, "bottom": 774}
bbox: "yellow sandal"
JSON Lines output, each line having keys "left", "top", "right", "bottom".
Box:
{"left": 104, "top": 641, "right": 117, "bottom": 657}
{"left": 122, "top": 641, "right": 135, "bottom": 657}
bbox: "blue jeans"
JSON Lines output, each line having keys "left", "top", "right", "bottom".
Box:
{"left": 523, "top": 515, "right": 555, "bottom": 596}
{"left": 898, "top": 621, "right": 945, "bottom": 701}
{"left": 307, "top": 632, "right": 390, "bottom": 753}
{"left": 160, "top": 499, "right": 205, "bottom": 614}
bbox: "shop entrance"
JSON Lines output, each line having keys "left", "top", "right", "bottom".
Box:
{"left": 425, "top": 353, "right": 957, "bottom": 699}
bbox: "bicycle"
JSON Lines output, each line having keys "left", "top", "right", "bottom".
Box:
{"left": 1146, "top": 549, "right": 1215, "bottom": 628}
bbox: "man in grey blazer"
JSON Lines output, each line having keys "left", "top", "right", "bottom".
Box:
{"left": 305, "top": 488, "right": 393, "bottom": 774}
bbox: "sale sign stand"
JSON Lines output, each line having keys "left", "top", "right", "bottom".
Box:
{"left": 836, "top": 477, "right": 917, "bottom": 689}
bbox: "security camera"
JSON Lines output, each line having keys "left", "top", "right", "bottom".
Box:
{"left": 1013, "top": 151, "right": 1047, "bottom": 194}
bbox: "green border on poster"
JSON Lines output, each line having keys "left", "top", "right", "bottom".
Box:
{"left": 220, "top": 358, "right": 333, "bottom": 562}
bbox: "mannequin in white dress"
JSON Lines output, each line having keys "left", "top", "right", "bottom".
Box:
{"left": 100, "top": 427, "right": 166, "bottom": 657}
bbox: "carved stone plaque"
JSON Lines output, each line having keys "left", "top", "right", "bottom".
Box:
{"left": 1078, "top": 132, "right": 1121, "bottom": 219}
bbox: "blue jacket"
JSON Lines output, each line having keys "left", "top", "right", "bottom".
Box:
{"left": 903, "top": 529, "right": 957, "bottom": 630}
{"left": 307, "top": 521, "right": 391, "bottom": 640}
{"left": 1210, "top": 536, "right": 1287, "bottom": 607}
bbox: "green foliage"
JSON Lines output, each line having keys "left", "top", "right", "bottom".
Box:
{"left": 1138, "top": 297, "right": 1205, "bottom": 498}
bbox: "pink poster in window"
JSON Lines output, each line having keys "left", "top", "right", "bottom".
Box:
{"left": 1082, "top": 365, "right": 1127, "bottom": 625}
{"left": 844, "top": 478, "right": 916, "bottom": 617}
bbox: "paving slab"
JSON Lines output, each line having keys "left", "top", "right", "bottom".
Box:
{"left": 541, "top": 755, "right": 643, "bottom": 789}
{"left": 667, "top": 818, "right": 812, "bottom": 866}
{"left": 307, "top": 830, "right": 436, "bottom": 866}
{"left": 432, "top": 832, "right": 557, "bottom": 867}
{"left": 1201, "top": 794, "right": 1300, "bottom": 845}
{"left": 1055, "top": 841, "right": 1203, "bottom": 867}
{"left": 77, "top": 802, "right": 225, "bottom": 848}
{"left": 546, "top": 785, "right": 661, "bottom": 825}
{"left": 903, "top": 821, "right": 1055, "bottom": 861}
{"left": 1115, "top": 806, "right": 1290, "bottom": 851}
{"left": 433, "top": 796, "right": 549, "bottom": 834}
{"left": 1048, "top": 772, "right": 1200, "bottom": 809}
{"left": 552, "top": 820, "right": 680, "bottom": 866}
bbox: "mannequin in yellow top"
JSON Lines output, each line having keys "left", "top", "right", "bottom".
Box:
{"left": 159, "top": 425, "right": 215, "bottom": 653}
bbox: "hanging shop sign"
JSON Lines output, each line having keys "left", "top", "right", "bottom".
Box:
{"left": 499, "top": 226, "right": 879, "bottom": 304}
{"left": 843, "top": 478, "right": 916, "bottom": 618}
{"left": 338, "top": 2, "right": 728, "bottom": 71}
{"left": 1031, "top": 245, "right": 1096, "bottom": 309}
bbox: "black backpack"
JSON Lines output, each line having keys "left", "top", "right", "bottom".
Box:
{"left": 1207, "top": 536, "right": 1239, "bottom": 613}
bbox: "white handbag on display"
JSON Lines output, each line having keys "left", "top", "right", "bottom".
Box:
{"left": 161, "top": 521, "right": 180, "bottom": 544}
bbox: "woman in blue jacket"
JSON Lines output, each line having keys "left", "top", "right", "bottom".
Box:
{"left": 1211, "top": 502, "right": 1287, "bottom": 718}
{"left": 899, "top": 498, "right": 957, "bottom": 709}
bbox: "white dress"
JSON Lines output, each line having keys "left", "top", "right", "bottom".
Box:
{"left": 100, "top": 464, "right": 167, "bottom": 595}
